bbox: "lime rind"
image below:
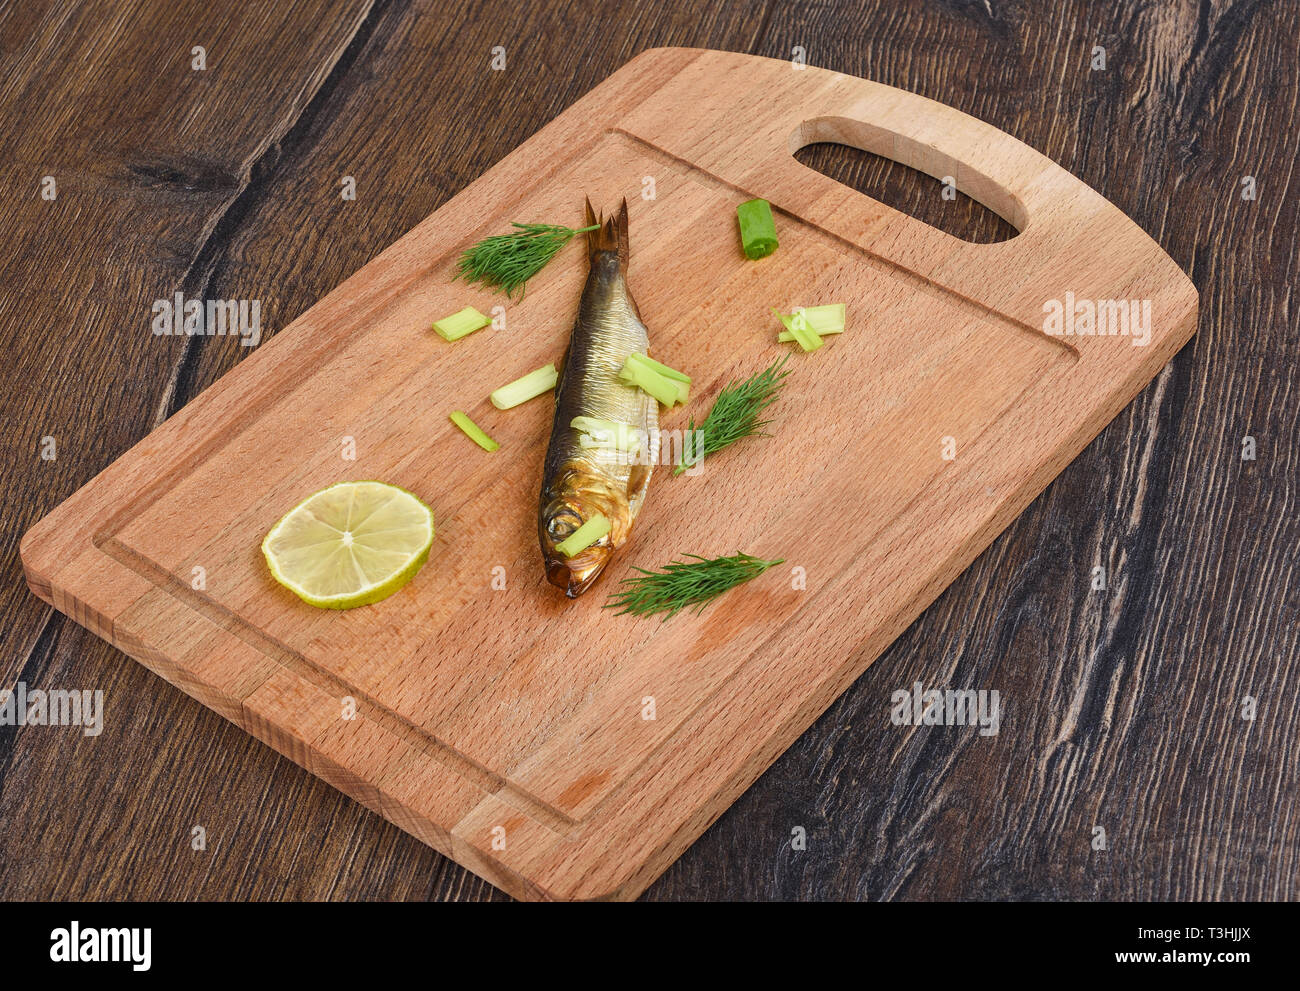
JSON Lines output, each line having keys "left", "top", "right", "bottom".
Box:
{"left": 261, "top": 480, "right": 434, "bottom": 609}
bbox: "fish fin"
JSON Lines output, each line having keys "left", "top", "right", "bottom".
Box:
{"left": 626, "top": 460, "right": 651, "bottom": 508}
{"left": 615, "top": 197, "right": 629, "bottom": 266}
{"left": 584, "top": 197, "right": 606, "bottom": 259}
{"left": 586, "top": 197, "right": 629, "bottom": 266}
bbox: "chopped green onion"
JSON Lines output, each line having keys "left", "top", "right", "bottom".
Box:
{"left": 776, "top": 303, "right": 846, "bottom": 342}
{"left": 555, "top": 513, "right": 610, "bottom": 557}
{"left": 571, "top": 416, "right": 642, "bottom": 453}
{"left": 626, "top": 353, "right": 689, "bottom": 402}
{"left": 776, "top": 329, "right": 838, "bottom": 342}
{"left": 771, "top": 308, "right": 823, "bottom": 352}
{"left": 578, "top": 433, "right": 635, "bottom": 453}
{"left": 737, "top": 198, "right": 779, "bottom": 260}
{"left": 449, "top": 410, "right": 499, "bottom": 451}
{"left": 626, "top": 353, "right": 691, "bottom": 384}
{"left": 792, "top": 325, "right": 822, "bottom": 352}
{"left": 491, "top": 363, "right": 559, "bottom": 409}
{"left": 619, "top": 358, "right": 681, "bottom": 406}
{"left": 433, "top": 305, "right": 491, "bottom": 342}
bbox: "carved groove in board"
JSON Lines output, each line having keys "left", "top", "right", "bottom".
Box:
{"left": 85, "top": 121, "right": 1080, "bottom": 825}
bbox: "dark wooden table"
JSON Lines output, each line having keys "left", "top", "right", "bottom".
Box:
{"left": 2, "top": 0, "right": 1295, "bottom": 901}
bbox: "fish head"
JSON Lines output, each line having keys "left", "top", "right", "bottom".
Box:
{"left": 539, "top": 478, "right": 624, "bottom": 597}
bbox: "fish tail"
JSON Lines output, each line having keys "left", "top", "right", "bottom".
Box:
{"left": 585, "top": 197, "right": 629, "bottom": 266}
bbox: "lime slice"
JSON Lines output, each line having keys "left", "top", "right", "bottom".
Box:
{"left": 261, "top": 481, "right": 434, "bottom": 609}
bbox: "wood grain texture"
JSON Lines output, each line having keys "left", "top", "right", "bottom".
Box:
{"left": 1, "top": 0, "right": 1294, "bottom": 901}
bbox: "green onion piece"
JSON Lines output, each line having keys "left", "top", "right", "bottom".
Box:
{"left": 449, "top": 410, "right": 499, "bottom": 451}
{"left": 618, "top": 359, "right": 681, "bottom": 406}
{"left": 626, "top": 352, "right": 691, "bottom": 384}
{"left": 578, "top": 433, "right": 634, "bottom": 453}
{"left": 772, "top": 308, "right": 824, "bottom": 352}
{"left": 777, "top": 329, "right": 839, "bottom": 342}
{"left": 571, "top": 416, "right": 642, "bottom": 453}
{"left": 490, "top": 363, "right": 559, "bottom": 409}
{"left": 626, "top": 353, "right": 689, "bottom": 402}
{"left": 776, "top": 303, "right": 846, "bottom": 341}
{"left": 737, "top": 198, "right": 779, "bottom": 260}
{"left": 433, "top": 306, "right": 491, "bottom": 342}
{"left": 791, "top": 325, "right": 823, "bottom": 352}
{"left": 555, "top": 513, "right": 610, "bottom": 557}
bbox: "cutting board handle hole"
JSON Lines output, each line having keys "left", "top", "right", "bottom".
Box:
{"left": 791, "top": 117, "right": 1022, "bottom": 244}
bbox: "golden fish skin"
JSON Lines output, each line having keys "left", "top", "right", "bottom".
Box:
{"left": 538, "top": 198, "right": 658, "bottom": 597}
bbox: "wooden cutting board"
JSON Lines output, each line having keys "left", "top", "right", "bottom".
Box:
{"left": 20, "top": 48, "right": 1197, "bottom": 900}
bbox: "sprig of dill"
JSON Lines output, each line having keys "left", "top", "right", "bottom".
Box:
{"left": 456, "top": 222, "right": 598, "bottom": 299}
{"left": 675, "top": 355, "right": 789, "bottom": 475}
{"left": 604, "top": 552, "right": 785, "bottom": 620}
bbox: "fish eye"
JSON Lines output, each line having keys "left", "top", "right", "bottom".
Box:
{"left": 546, "top": 506, "right": 583, "bottom": 540}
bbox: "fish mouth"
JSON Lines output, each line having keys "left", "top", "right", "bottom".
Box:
{"left": 544, "top": 551, "right": 609, "bottom": 598}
